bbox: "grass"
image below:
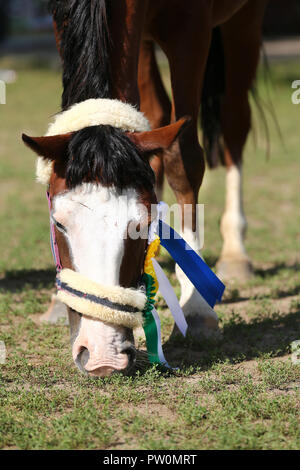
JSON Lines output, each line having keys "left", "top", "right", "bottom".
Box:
{"left": 0, "top": 50, "right": 300, "bottom": 450}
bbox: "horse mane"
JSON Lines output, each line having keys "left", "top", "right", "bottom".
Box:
{"left": 66, "top": 125, "right": 155, "bottom": 191}
{"left": 48, "top": 2, "right": 154, "bottom": 192}
{"left": 201, "top": 27, "right": 225, "bottom": 168}
{"left": 201, "top": 26, "right": 271, "bottom": 168}
{"left": 48, "top": 0, "right": 111, "bottom": 110}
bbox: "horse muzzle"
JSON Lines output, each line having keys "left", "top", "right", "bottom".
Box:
{"left": 56, "top": 269, "right": 145, "bottom": 377}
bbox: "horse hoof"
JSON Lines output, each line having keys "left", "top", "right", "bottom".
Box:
{"left": 186, "top": 313, "right": 220, "bottom": 339}
{"left": 169, "top": 313, "right": 220, "bottom": 344}
{"left": 40, "top": 295, "right": 69, "bottom": 325}
{"left": 216, "top": 258, "right": 253, "bottom": 282}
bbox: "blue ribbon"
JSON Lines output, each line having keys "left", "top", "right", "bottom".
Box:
{"left": 158, "top": 220, "right": 225, "bottom": 308}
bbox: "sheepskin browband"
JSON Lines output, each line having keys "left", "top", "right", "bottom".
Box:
{"left": 37, "top": 98, "right": 151, "bottom": 185}
{"left": 56, "top": 268, "right": 146, "bottom": 329}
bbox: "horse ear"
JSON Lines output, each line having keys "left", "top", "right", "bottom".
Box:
{"left": 126, "top": 117, "right": 191, "bottom": 156}
{"left": 22, "top": 133, "right": 72, "bottom": 161}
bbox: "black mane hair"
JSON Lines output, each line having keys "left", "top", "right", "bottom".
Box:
{"left": 66, "top": 126, "right": 155, "bottom": 191}
{"left": 48, "top": 2, "right": 154, "bottom": 193}
{"left": 48, "top": 0, "right": 111, "bottom": 110}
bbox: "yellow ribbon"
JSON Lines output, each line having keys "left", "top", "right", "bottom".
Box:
{"left": 144, "top": 236, "right": 160, "bottom": 293}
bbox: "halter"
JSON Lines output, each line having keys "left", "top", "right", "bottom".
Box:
{"left": 46, "top": 187, "right": 147, "bottom": 329}
{"left": 41, "top": 99, "right": 225, "bottom": 368}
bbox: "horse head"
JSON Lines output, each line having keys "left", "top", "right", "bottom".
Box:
{"left": 23, "top": 99, "right": 188, "bottom": 377}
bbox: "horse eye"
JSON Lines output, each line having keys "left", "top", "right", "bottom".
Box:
{"left": 51, "top": 216, "right": 67, "bottom": 234}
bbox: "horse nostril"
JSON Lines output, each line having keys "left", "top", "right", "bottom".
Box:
{"left": 120, "top": 343, "right": 136, "bottom": 366}
{"left": 76, "top": 346, "right": 90, "bottom": 370}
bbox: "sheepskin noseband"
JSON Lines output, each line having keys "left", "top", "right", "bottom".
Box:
{"left": 56, "top": 269, "right": 146, "bottom": 329}
{"left": 36, "top": 98, "right": 150, "bottom": 185}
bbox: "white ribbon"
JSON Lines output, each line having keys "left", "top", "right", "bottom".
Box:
{"left": 151, "top": 306, "right": 171, "bottom": 368}
{"left": 153, "top": 258, "right": 187, "bottom": 337}
{"left": 148, "top": 201, "right": 187, "bottom": 339}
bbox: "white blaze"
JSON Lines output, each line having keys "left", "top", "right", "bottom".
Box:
{"left": 53, "top": 184, "right": 145, "bottom": 286}
{"left": 52, "top": 183, "right": 148, "bottom": 375}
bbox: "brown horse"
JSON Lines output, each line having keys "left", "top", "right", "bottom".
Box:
{"left": 138, "top": 0, "right": 269, "bottom": 332}
{"left": 23, "top": 0, "right": 269, "bottom": 377}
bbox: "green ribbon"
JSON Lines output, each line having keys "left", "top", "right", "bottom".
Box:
{"left": 142, "top": 272, "right": 160, "bottom": 364}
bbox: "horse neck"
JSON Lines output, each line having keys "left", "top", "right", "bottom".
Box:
{"left": 108, "top": 0, "right": 147, "bottom": 106}
{"left": 52, "top": 0, "right": 147, "bottom": 109}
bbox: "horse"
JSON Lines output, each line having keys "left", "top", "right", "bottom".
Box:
{"left": 22, "top": 0, "right": 269, "bottom": 377}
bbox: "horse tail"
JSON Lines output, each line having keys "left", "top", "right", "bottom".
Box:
{"left": 201, "top": 27, "right": 273, "bottom": 168}
{"left": 201, "top": 27, "right": 225, "bottom": 169}
{"left": 250, "top": 47, "right": 281, "bottom": 161}
{"left": 48, "top": 0, "right": 111, "bottom": 110}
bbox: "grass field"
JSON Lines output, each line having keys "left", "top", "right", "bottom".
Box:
{"left": 0, "top": 51, "right": 299, "bottom": 450}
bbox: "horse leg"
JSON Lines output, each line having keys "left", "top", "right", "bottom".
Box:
{"left": 161, "top": 19, "right": 219, "bottom": 336}
{"left": 39, "top": 294, "right": 68, "bottom": 324}
{"left": 138, "top": 40, "right": 172, "bottom": 200}
{"left": 216, "top": 1, "right": 268, "bottom": 281}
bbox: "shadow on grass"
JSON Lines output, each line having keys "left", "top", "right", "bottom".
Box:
{"left": 221, "top": 284, "right": 300, "bottom": 304}
{"left": 270, "top": 285, "right": 300, "bottom": 299}
{"left": 218, "top": 262, "right": 300, "bottom": 304}
{"left": 254, "top": 262, "right": 300, "bottom": 278}
{"left": 163, "top": 309, "right": 300, "bottom": 370}
{"left": 129, "top": 308, "right": 300, "bottom": 378}
{"left": 221, "top": 295, "right": 249, "bottom": 305}
{"left": 0, "top": 269, "right": 56, "bottom": 292}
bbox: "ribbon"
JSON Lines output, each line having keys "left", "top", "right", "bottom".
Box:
{"left": 152, "top": 258, "right": 187, "bottom": 337}
{"left": 158, "top": 220, "right": 225, "bottom": 308}
{"left": 142, "top": 204, "right": 225, "bottom": 368}
{"left": 143, "top": 305, "right": 170, "bottom": 368}
{"left": 142, "top": 234, "right": 187, "bottom": 368}
{"left": 142, "top": 239, "right": 167, "bottom": 366}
